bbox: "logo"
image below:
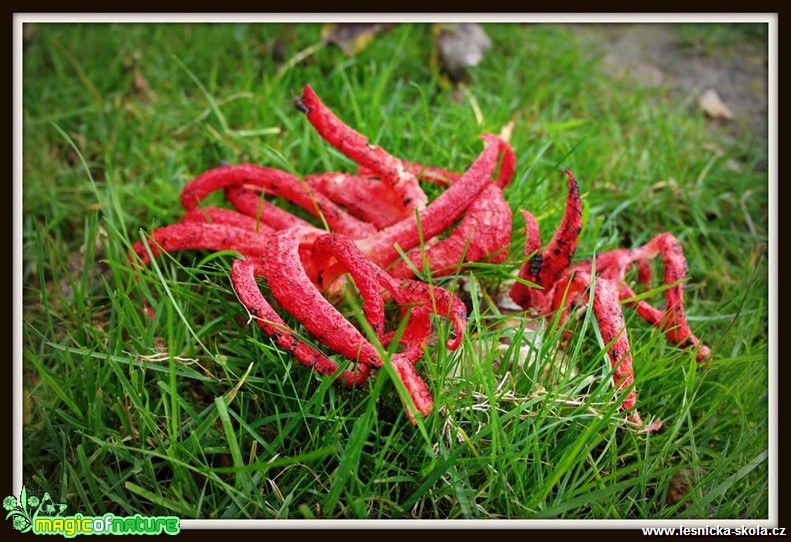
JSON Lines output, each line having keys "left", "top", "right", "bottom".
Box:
{"left": 4, "top": 486, "right": 180, "bottom": 537}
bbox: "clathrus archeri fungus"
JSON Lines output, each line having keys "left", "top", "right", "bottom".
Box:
{"left": 130, "top": 84, "right": 709, "bottom": 430}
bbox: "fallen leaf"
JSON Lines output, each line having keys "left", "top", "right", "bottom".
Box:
{"left": 321, "top": 23, "right": 392, "bottom": 56}
{"left": 434, "top": 23, "right": 492, "bottom": 85}
{"left": 125, "top": 52, "right": 154, "bottom": 102}
{"left": 23, "top": 23, "right": 38, "bottom": 43}
{"left": 667, "top": 468, "right": 695, "bottom": 506}
{"left": 23, "top": 389, "right": 34, "bottom": 425}
{"left": 498, "top": 119, "right": 516, "bottom": 143}
{"left": 700, "top": 89, "right": 735, "bottom": 120}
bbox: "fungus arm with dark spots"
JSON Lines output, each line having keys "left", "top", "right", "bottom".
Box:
{"left": 596, "top": 233, "right": 711, "bottom": 362}
{"left": 511, "top": 171, "right": 582, "bottom": 311}
{"left": 552, "top": 270, "right": 662, "bottom": 432}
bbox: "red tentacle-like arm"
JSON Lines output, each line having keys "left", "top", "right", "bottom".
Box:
{"left": 231, "top": 257, "right": 370, "bottom": 388}
{"left": 389, "top": 183, "right": 512, "bottom": 279}
{"left": 181, "top": 164, "right": 376, "bottom": 239}
{"left": 511, "top": 170, "right": 582, "bottom": 310}
{"left": 262, "top": 227, "right": 384, "bottom": 369}
{"left": 358, "top": 135, "right": 516, "bottom": 189}
{"left": 305, "top": 173, "right": 404, "bottom": 230}
{"left": 130, "top": 222, "right": 271, "bottom": 266}
{"left": 551, "top": 271, "right": 662, "bottom": 432}
{"left": 539, "top": 170, "right": 583, "bottom": 287}
{"left": 357, "top": 133, "right": 505, "bottom": 269}
{"left": 180, "top": 206, "right": 275, "bottom": 235}
{"left": 223, "top": 186, "right": 318, "bottom": 232}
{"left": 299, "top": 84, "right": 429, "bottom": 215}
{"left": 593, "top": 233, "right": 711, "bottom": 362}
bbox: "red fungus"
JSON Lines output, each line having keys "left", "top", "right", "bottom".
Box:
{"left": 130, "top": 222, "right": 270, "bottom": 266}
{"left": 389, "top": 183, "right": 512, "bottom": 279}
{"left": 181, "top": 206, "right": 275, "bottom": 234}
{"left": 357, "top": 133, "right": 506, "bottom": 269}
{"left": 299, "top": 84, "right": 429, "bottom": 216}
{"left": 305, "top": 173, "right": 405, "bottom": 229}
{"left": 181, "top": 164, "right": 376, "bottom": 239}
{"left": 223, "top": 186, "right": 319, "bottom": 232}
{"left": 128, "top": 84, "right": 709, "bottom": 429}
{"left": 510, "top": 171, "right": 710, "bottom": 431}
{"left": 510, "top": 170, "right": 582, "bottom": 310}
{"left": 231, "top": 257, "right": 370, "bottom": 387}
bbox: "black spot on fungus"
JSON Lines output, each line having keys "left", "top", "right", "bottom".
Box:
{"left": 529, "top": 253, "right": 543, "bottom": 277}
{"left": 293, "top": 97, "right": 311, "bottom": 113}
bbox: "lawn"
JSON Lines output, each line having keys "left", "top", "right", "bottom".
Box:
{"left": 20, "top": 21, "right": 770, "bottom": 521}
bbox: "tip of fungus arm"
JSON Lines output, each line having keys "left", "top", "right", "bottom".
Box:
{"left": 299, "top": 83, "right": 428, "bottom": 215}
{"left": 129, "top": 222, "right": 270, "bottom": 267}
{"left": 536, "top": 169, "right": 582, "bottom": 289}
{"left": 300, "top": 84, "right": 317, "bottom": 110}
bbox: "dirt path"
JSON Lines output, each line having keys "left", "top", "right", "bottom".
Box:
{"left": 575, "top": 23, "right": 768, "bottom": 147}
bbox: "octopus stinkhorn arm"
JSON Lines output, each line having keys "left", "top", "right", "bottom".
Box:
{"left": 299, "top": 84, "right": 429, "bottom": 215}
{"left": 231, "top": 257, "right": 369, "bottom": 387}
{"left": 552, "top": 271, "right": 662, "bottom": 432}
{"left": 358, "top": 135, "right": 516, "bottom": 189}
{"left": 181, "top": 206, "right": 275, "bottom": 234}
{"left": 592, "top": 233, "right": 711, "bottom": 362}
{"left": 389, "top": 183, "right": 512, "bottom": 279}
{"left": 305, "top": 173, "right": 405, "bottom": 230}
{"left": 130, "top": 222, "right": 271, "bottom": 266}
{"left": 357, "top": 133, "right": 506, "bottom": 270}
{"left": 223, "top": 186, "right": 318, "bottom": 232}
{"left": 262, "top": 227, "right": 383, "bottom": 368}
{"left": 181, "top": 164, "right": 376, "bottom": 239}
{"left": 511, "top": 170, "right": 582, "bottom": 310}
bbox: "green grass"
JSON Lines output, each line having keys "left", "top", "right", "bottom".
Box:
{"left": 21, "top": 22, "right": 769, "bottom": 520}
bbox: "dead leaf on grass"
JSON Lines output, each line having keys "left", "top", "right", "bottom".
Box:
{"left": 321, "top": 23, "right": 393, "bottom": 56}
{"left": 700, "top": 89, "right": 735, "bottom": 120}
{"left": 24, "top": 23, "right": 38, "bottom": 44}
{"left": 124, "top": 52, "right": 155, "bottom": 102}
{"left": 667, "top": 468, "right": 695, "bottom": 507}
{"left": 433, "top": 23, "right": 492, "bottom": 85}
{"left": 23, "top": 389, "right": 34, "bottom": 426}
